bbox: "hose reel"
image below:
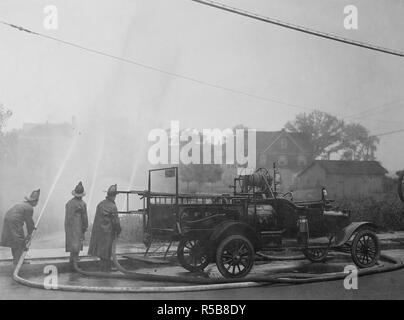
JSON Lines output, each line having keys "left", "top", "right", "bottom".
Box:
{"left": 241, "top": 168, "right": 273, "bottom": 194}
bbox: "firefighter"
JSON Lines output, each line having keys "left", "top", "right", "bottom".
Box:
{"left": 0, "top": 189, "right": 40, "bottom": 265}
{"left": 65, "top": 182, "right": 88, "bottom": 270}
{"left": 88, "top": 184, "right": 121, "bottom": 272}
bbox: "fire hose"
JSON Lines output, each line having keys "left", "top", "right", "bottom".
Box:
{"left": 12, "top": 234, "right": 404, "bottom": 293}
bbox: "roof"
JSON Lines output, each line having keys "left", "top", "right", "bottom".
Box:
{"left": 256, "top": 130, "right": 313, "bottom": 154}
{"left": 297, "top": 160, "right": 388, "bottom": 177}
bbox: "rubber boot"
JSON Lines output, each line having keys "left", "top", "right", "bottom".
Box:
{"left": 11, "top": 247, "right": 24, "bottom": 266}
{"left": 69, "top": 252, "right": 79, "bottom": 272}
{"left": 100, "top": 259, "right": 112, "bottom": 272}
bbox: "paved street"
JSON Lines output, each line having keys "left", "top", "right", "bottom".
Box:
{"left": 1, "top": 249, "right": 404, "bottom": 300}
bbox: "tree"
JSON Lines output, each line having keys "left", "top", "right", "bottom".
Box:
{"left": 204, "top": 165, "right": 224, "bottom": 191}
{"left": 179, "top": 164, "right": 195, "bottom": 191}
{"left": 0, "top": 103, "right": 12, "bottom": 133}
{"left": 1, "top": 129, "right": 19, "bottom": 163}
{"left": 339, "top": 123, "right": 379, "bottom": 160}
{"left": 285, "top": 110, "right": 345, "bottom": 158}
{"left": 0, "top": 104, "right": 12, "bottom": 160}
{"left": 285, "top": 110, "right": 379, "bottom": 160}
{"left": 179, "top": 164, "right": 224, "bottom": 191}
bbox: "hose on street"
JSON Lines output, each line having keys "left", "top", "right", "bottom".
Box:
{"left": 12, "top": 236, "right": 404, "bottom": 293}
{"left": 11, "top": 178, "right": 404, "bottom": 294}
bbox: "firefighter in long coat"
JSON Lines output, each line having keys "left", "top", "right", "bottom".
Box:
{"left": 88, "top": 184, "right": 121, "bottom": 271}
{"left": 65, "top": 182, "right": 88, "bottom": 269}
{"left": 0, "top": 189, "right": 40, "bottom": 265}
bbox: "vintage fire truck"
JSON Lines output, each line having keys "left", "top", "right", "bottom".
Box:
{"left": 120, "top": 166, "right": 380, "bottom": 278}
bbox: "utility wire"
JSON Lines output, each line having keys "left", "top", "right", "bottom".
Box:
{"left": 191, "top": 0, "right": 404, "bottom": 58}
{"left": 188, "top": 0, "right": 404, "bottom": 127}
{"left": 1, "top": 19, "right": 402, "bottom": 128}
{"left": 373, "top": 128, "right": 404, "bottom": 137}
{"left": 343, "top": 98, "right": 404, "bottom": 120}
{"left": 357, "top": 118, "right": 404, "bottom": 125}
{"left": 0, "top": 20, "right": 315, "bottom": 112}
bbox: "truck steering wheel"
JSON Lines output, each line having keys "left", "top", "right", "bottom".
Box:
{"left": 281, "top": 191, "right": 294, "bottom": 201}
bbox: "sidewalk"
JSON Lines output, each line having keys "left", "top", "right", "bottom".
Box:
{"left": 0, "top": 230, "right": 168, "bottom": 261}
{"left": 376, "top": 231, "right": 404, "bottom": 240}
{"left": 0, "top": 243, "right": 155, "bottom": 261}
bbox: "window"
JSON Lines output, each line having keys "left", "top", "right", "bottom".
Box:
{"left": 298, "top": 155, "right": 307, "bottom": 167}
{"left": 278, "top": 155, "right": 288, "bottom": 166}
{"left": 280, "top": 138, "right": 288, "bottom": 149}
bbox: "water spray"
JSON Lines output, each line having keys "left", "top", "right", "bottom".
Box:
{"left": 18, "top": 131, "right": 80, "bottom": 254}
{"left": 119, "top": 134, "right": 149, "bottom": 211}
{"left": 87, "top": 135, "right": 106, "bottom": 215}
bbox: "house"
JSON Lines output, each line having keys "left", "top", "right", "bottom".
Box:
{"left": 256, "top": 129, "right": 314, "bottom": 191}
{"left": 159, "top": 128, "right": 314, "bottom": 193}
{"left": 295, "top": 160, "right": 388, "bottom": 199}
{"left": 185, "top": 129, "right": 314, "bottom": 193}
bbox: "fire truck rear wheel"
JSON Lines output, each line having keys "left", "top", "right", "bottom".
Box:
{"left": 177, "top": 239, "right": 210, "bottom": 272}
{"left": 216, "top": 235, "right": 254, "bottom": 278}
{"left": 303, "top": 248, "right": 329, "bottom": 263}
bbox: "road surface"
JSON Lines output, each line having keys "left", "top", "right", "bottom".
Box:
{"left": 1, "top": 249, "right": 403, "bottom": 300}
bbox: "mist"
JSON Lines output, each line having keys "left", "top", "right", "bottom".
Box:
{"left": 1, "top": 0, "right": 404, "bottom": 250}
{"left": 0, "top": 0, "right": 184, "bottom": 247}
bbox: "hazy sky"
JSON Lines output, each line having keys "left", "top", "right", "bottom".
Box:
{"left": 1, "top": 0, "right": 404, "bottom": 171}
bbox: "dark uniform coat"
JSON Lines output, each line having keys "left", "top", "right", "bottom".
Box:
{"left": 65, "top": 197, "right": 88, "bottom": 253}
{"left": 88, "top": 198, "right": 121, "bottom": 260}
{"left": 0, "top": 202, "right": 35, "bottom": 248}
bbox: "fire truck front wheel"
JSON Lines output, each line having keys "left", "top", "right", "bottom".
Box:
{"left": 351, "top": 229, "right": 380, "bottom": 268}
{"left": 216, "top": 234, "right": 255, "bottom": 278}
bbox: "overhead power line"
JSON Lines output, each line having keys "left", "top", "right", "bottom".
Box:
{"left": 357, "top": 118, "right": 404, "bottom": 125}
{"left": 373, "top": 128, "right": 404, "bottom": 137}
{"left": 0, "top": 18, "right": 401, "bottom": 129}
{"left": 343, "top": 98, "right": 404, "bottom": 120}
{"left": 191, "top": 0, "right": 404, "bottom": 58}
{"left": 0, "top": 20, "right": 316, "bottom": 112}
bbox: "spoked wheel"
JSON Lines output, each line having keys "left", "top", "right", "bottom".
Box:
{"left": 177, "top": 239, "right": 210, "bottom": 272}
{"left": 216, "top": 235, "right": 254, "bottom": 278}
{"left": 303, "top": 247, "right": 329, "bottom": 263}
{"left": 351, "top": 229, "right": 380, "bottom": 268}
